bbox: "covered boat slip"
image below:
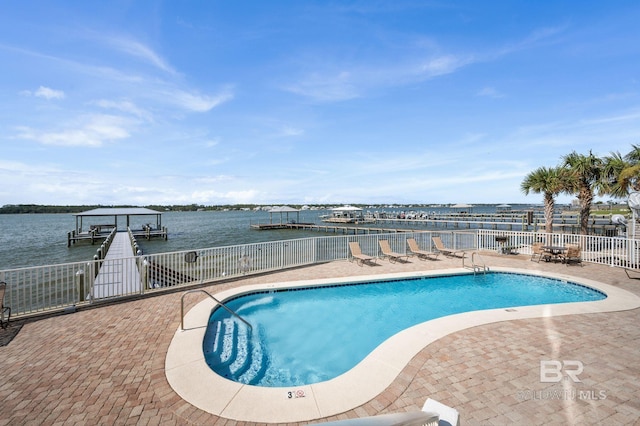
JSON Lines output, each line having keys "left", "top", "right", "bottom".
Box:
{"left": 250, "top": 206, "right": 309, "bottom": 229}
{"left": 68, "top": 208, "right": 163, "bottom": 298}
{"left": 322, "top": 205, "right": 374, "bottom": 224}
{"left": 68, "top": 207, "right": 167, "bottom": 246}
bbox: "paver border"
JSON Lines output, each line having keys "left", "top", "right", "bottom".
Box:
{"left": 165, "top": 267, "right": 640, "bottom": 423}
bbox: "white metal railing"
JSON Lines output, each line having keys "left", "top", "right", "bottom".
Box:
{"left": 0, "top": 230, "right": 634, "bottom": 319}
{"left": 476, "top": 229, "right": 633, "bottom": 267}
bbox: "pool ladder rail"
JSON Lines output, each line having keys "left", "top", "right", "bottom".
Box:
{"left": 463, "top": 251, "right": 489, "bottom": 274}
{"left": 180, "top": 289, "right": 253, "bottom": 331}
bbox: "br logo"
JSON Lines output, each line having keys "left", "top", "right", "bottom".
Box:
{"left": 540, "top": 360, "right": 583, "bottom": 383}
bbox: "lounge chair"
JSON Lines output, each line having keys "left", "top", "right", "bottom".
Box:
{"left": 431, "top": 236, "right": 466, "bottom": 258}
{"left": 560, "top": 244, "right": 582, "bottom": 266}
{"left": 406, "top": 238, "right": 439, "bottom": 261}
{"left": 530, "top": 242, "right": 546, "bottom": 262}
{"left": 378, "top": 240, "right": 410, "bottom": 263}
{"left": 0, "top": 282, "right": 10, "bottom": 329}
{"left": 624, "top": 267, "right": 640, "bottom": 279}
{"left": 348, "top": 242, "right": 377, "bottom": 266}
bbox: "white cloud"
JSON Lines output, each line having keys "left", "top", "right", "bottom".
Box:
{"left": 285, "top": 71, "right": 359, "bottom": 102}
{"left": 282, "top": 24, "right": 564, "bottom": 104}
{"left": 498, "top": 25, "right": 568, "bottom": 57}
{"left": 94, "top": 99, "right": 153, "bottom": 121}
{"left": 170, "top": 88, "right": 234, "bottom": 112}
{"left": 476, "top": 86, "right": 505, "bottom": 98}
{"left": 421, "top": 54, "right": 474, "bottom": 77}
{"left": 205, "top": 158, "right": 228, "bottom": 166}
{"left": 275, "top": 126, "right": 304, "bottom": 138}
{"left": 107, "top": 36, "right": 177, "bottom": 75}
{"left": 190, "top": 189, "right": 259, "bottom": 204}
{"left": 16, "top": 114, "right": 132, "bottom": 147}
{"left": 20, "top": 86, "right": 65, "bottom": 100}
{"left": 285, "top": 52, "right": 479, "bottom": 102}
{"left": 35, "top": 86, "right": 65, "bottom": 100}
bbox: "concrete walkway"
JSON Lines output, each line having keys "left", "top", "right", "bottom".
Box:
{"left": 1, "top": 252, "right": 639, "bottom": 425}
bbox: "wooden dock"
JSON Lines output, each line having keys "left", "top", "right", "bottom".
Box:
{"left": 250, "top": 222, "right": 417, "bottom": 234}
{"left": 93, "top": 232, "right": 141, "bottom": 299}
{"left": 251, "top": 216, "right": 622, "bottom": 236}
{"left": 374, "top": 213, "right": 622, "bottom": 235}
{"left": 375, "top": 217, "right": 531, "bottom": 231}
{"left": 68, "top": 226, "right": 167, "bottom": 246}
{"left": 250, "top": 223, "right": 290, "bottom": 230}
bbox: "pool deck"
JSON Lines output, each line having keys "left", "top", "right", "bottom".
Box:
{"left": 2, "top": 252, "right": 640, "bottom": 425}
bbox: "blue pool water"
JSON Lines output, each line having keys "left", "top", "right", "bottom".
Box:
{"left": 204, "top": 272, "right": 605, "bottom": 387}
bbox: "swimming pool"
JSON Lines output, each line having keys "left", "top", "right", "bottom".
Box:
{"left": 204, "top": 272, "right": 605, "bottom": 387}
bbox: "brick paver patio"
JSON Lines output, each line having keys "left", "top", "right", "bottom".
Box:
{"left": 1, "top": 252, "right": 639, "bottom": 425}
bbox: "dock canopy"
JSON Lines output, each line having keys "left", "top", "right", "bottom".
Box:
{"left": 73, "top": 207, "right": 162, "bottom": 233}
{"left": 331, "top": 205, "right": 363, "bottom": 212}
{"left": 268, "top": 206, "right": 300, "bottom": 224}
{"left": 450, "top": 203, "right": 473, "bottom": 214}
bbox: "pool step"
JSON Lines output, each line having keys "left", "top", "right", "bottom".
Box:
{"left": 237, "top": 332, "right": 268, "bottom": 385}
{"left": 204, "top": 319, "right": 268, "bottom": 385}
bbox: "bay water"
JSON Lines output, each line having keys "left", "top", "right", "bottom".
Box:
{"left": 0, "top": 205, "right": 515, "bottom": 271}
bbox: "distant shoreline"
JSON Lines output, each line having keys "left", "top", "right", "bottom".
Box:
{"left": 0, "top": 203, "right": 524, "bottom": 215}
{"left": 0, "top": 202, "right": 624, "bottom": 215}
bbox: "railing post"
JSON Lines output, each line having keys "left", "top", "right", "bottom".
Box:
{"left": 142, "top": 258, "right": 149, "bottom": 290}
{"left": 93, "top": 255, "right": 99, "bottom": 278}
{"left": 76, "top": 269, "right": 85, "bottom": 302}
{"left": 137, "top": 257, "right": 145, "bottom": 294}
{"left": 87, "top": 261, "right": 95, "bottom": 302}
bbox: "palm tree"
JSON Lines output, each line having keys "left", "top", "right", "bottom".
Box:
{"left": 603, "top": 151, "right": 632, "bottom": 199}
{"left": 603, "top": 145, "right": 640, "bottom": 198}
{"left": 562, "top": 150, "right": 605, "bottom": 235}
{"left": 521, "top": 166, "right": 566, "bottom": 233}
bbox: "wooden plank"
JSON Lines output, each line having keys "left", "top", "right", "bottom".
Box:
{"left": 93, "top": 232, "right": 141, "bottom": 298}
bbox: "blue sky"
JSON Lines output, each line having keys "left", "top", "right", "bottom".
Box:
{"left": 1, "top": 1, "right": 639, "bottom": 206}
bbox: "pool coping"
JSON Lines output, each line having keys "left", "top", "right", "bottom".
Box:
{"left": 165, "top": 267, "right": 640, "bottom": 423}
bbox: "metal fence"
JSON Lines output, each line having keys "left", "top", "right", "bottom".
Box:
{"left": 476, "top": 229, "right": 632, "bottom": 267}
{"left": 0, "top": 229, "right": 633, "bottom": 319}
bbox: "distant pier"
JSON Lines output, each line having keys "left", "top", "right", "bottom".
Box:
{"left": 251, "top": 212, "right": 623, "bottom": 236}
{"left": 286, "top": 223, "right": 414, "bottom": 234}
{"left": 251, "top": 222, "right": 417, "bottom": 234}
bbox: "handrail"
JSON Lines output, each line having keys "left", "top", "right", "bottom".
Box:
{"left": 180, "top": 289, "right": 252, "bottom": 331}
{"left": 464, "top": 251, "right": 489, "bottom": 274}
